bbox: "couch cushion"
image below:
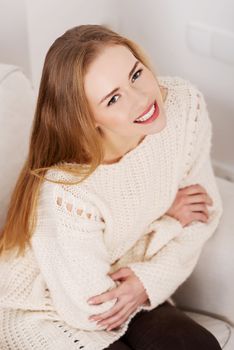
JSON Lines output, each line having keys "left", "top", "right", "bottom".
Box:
{"left": 184, "top": 310, "right": 233, "bottom": 349}
{"left": 172, "top": 177, "right": 234, "bottom": 324}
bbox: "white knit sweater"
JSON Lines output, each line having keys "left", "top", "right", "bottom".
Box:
{"left": 0, "top": 76, "right": 223, "bottom": 350}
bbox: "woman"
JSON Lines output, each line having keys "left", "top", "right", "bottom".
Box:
{"left": 0, "top": 24, "right": 222, "bottom": 349}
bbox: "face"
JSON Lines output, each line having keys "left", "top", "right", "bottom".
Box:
{"left": 84, "top": 45, "right": 167, "bottom": 157}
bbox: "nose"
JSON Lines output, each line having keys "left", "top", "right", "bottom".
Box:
{"left": 129, "top": 87, "right": 149, "bottom": 117}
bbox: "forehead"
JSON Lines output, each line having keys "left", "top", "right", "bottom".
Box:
{"left": 84, "top": 45, "right": 136, "bottom": 103}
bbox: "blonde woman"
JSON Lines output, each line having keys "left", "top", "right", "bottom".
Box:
{"left": 0, "top": 25, "right": 222, "bottom": 350}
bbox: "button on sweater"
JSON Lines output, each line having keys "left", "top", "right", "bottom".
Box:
{"left": 0, "top": 76, "right": 223, "bottom": 350}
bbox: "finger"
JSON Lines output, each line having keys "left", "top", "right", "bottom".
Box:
{"left": 109, "top": 268, "right": 131, "bottom": 280}
{"left": 87, "top": 290, "right": 118, "bottom": 305}
{"left": 89, "top": 299, "right": 124, "bottom": 321}
{"left": 190, "top": 212, "right": 208, "bottom": 223}
{"left": 185, "top": 193, "right": 213, "bottom": 205}
{"left": 98, "top": 304, "right": 131, "bottom": 327}
{"left": 188, "top": 204, "right": 209, "bottom": 218}
{"left": 181, "top": 184, "right": 207, "bottom": 195}
{"left": 98, "top": 305, "right": 132, "bottom": 327}
{"left": 107, "top": 306, "right": 136, "bottom": 331}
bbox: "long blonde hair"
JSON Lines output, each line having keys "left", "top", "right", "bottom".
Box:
{"left": 0, "top": 24, "right": 157, "bottom": 257}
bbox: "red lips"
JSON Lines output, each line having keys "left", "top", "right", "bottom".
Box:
{"left": 135, "top": 101, "right": 155, "bottom": 121}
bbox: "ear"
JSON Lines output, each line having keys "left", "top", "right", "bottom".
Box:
{"left": 159, "top": 85, "right": 168, "bottom": 103}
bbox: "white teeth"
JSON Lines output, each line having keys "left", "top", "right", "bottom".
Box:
{"left": 135, "top": 103, "right": 155, "bottom": 122}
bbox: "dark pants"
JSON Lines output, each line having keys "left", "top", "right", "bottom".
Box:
{"left": 104, "top": 301, "right": 222, "bottom": 350}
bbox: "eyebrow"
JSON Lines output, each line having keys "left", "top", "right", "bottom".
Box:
{"left": 99, "top": 60, "right": 140, "bottom": 104}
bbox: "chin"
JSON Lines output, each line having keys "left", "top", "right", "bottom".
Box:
{"left": 149, "top": 112, "right": 167, "bottom": 135}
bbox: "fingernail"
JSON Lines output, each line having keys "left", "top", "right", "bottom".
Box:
{"left": 88, "top": 300, "right": 95, "bottom": 304}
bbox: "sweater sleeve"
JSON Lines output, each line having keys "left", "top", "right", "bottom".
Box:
{"left": 125, "top": 84, "right": 223, "bottom": 311}
{"left": 31, "top": 179, "right": 118, "bottom": 331}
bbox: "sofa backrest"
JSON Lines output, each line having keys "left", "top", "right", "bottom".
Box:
{"left": 0, "top": 64, "right": 35, "bottom": 228}
{"left": 173, "top": 176, "right": 234, "bottom": 325}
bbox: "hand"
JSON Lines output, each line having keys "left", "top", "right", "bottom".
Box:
{"left": 166, "top": 184, "right": 213, "bottom": 227}
{"left": 87, "top": 267, "right": 148, "bottom": 331}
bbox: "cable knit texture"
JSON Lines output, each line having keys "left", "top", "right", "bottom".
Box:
{"left": 0, "top": 76, "right": 223, "bottom": 350}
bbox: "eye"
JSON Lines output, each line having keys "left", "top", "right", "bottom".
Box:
{"left": 131, "top": 68, "right": 143, "bottom": 83}
{"left": 106, "top": 68, "right": 143, "bottom": 107}
{"left": 107, "top": 95, "right": 120, "bottom": 107}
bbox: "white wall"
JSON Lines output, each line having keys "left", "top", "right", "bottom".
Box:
{"left": 0, "top": 0, "right": 31, "bottom": 79}
{"left": 25, "top": 0, "right": 120, "bottom": 90}
{"left": 117, "top": 0, "right": 234, "bottom": 180}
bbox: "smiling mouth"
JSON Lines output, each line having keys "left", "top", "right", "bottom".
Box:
{"left": 136, "top": 101, "right": 155, "bottom": 118}
{"left": 134, "top": 100, "right": 159, "bottom": 124}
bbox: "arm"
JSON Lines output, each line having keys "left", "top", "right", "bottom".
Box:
{"left": 31, "top": 180, "right": 117, "bottom": 331}
{"left": 125, "top": 85, "right": 223, "bottom": 311}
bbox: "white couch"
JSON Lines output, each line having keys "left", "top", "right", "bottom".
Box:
{"left": 173, "top": 175, "right": 234, "bottom": 349}
{"left": 0, "top": 64, "right": 233, "bottom": 349}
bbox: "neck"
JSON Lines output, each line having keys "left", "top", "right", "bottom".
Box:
{"left": 102, "top": 134, "right": 145, "bottom": 165}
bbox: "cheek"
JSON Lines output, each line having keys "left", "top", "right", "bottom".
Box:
{"left": 142, "top": 69, "right": 157, "bottom": 84}
{"left": 149, "top": 77, "right": 159, "bottom": 92}
{"left": 144, "top": 74, "right": 163, "bottom": 103}
{"left": 94, "top": 111, "right": 123, "bottom": 128}
{"left": 109, "top": 113, "right": 127, "bottom": 127}
{"left": 109, "top": 111, "right": 132, "bottom": 130}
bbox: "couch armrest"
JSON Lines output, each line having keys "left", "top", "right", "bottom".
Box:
{"left": 0, "top": 64, "right": 35, "bottom": 228}
{"left": 172, "top": 176, "right": 234, "bottom": 325}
